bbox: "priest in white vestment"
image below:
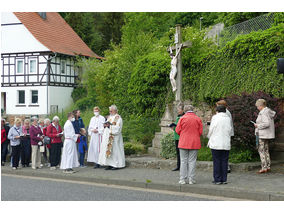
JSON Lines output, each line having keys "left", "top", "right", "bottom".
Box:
{"left": 87, "top": 106, "right": 106, "bottom": 168}
{"left": 98, "top": 105, "right": 125, "bottom": 170}
{"left": 60, "top": 112, "right": 80, "bottom": 174}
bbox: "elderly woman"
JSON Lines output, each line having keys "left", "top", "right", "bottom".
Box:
{"left": 20, "top": 119, "right": 31, "bottom": 167}
{"left": 254, "top": 99, "right": 276, "bottom": 174}
{"left": 46, "top": 116, "right": 63, "bottom": 170}
{"left": 8, "top": 118, "right": 22, "bottom": 170}
{"left": 30, "top": 117, "right": 44, "bottom": 169}
{"left": 207, "top": 105, "right": 232, "bottom": 184}
{"left": 175, "top": 105, "right": 203, "bottom": 185}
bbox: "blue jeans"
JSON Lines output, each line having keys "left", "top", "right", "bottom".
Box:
{"left": 79, "top": 152, "right": 85, "bottom": 166}
{"left": 211, "top": 149, "right": 229, "bottom": 183}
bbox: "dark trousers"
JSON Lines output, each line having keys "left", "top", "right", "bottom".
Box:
{"left": 20, "top": 139, "right": 31, "bottom": 166}
{"left": 11, "top": 145, "right": 21, "bottom": 168}
{"left": 79, "top": 152, "right": 85, "bottom": 166}
{"left": 175, "top": 140, "right": 181, "bottom": 168}
{"left": 1, "top": 141, "right": 9, "bottom": 163}
{"left": 211, "top": 149, "right": 229, "bottom": 183}
{"left": 49, "top": 143, "right": 62, "bottom": 167}
{"left": 42, "top": 145, "right": 49, "bottom": 163}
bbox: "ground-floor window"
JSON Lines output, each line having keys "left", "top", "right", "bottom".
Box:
{"left": 31, "top": 90, "right": 38, "bottom": 104}
{"left": 18, "top": 90, "right": 25, "bottom": 104}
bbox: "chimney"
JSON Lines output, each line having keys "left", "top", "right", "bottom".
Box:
{"left": 38, "top": 12, "right": 46, "bottom": 20}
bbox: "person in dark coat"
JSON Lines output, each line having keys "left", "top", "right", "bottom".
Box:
{"left": 20, "top": 119, "right": 31, "bottom": 167}
{"left": 171, "top": 104, "right": 184, "bottom": 171}
{"left": 1, "top": 119, "right": 10, "bottom": 166}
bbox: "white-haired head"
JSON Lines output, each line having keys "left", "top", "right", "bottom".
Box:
{"left": 52, "top": 116, "right": 60, "bottom": 122}
{"left": 184, "top": 105, "right": 194, "bottom": 112}
{"left": 109, "top": 105, "right": 118, "bottom": 115}
{"left": 44, "top": 118, "right": 51, "bottom": 126}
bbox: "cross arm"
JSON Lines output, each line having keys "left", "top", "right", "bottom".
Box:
{"left": 167, "top": 40, "right": 192, "bottom": 52}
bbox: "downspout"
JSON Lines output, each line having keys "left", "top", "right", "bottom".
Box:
{"left": 46, "top": 53, "right": 57, "bottom": 115}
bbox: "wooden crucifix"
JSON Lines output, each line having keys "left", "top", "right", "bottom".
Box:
{"left": 167, "top": 24, "right": 192, "bottom": 102}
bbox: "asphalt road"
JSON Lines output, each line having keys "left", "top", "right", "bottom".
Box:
{"left": 1, "top": 174, "right": 220, "bottom": 201}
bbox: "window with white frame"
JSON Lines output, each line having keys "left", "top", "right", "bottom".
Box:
{"left": 31, "top": 90, "right": 38, "bottom": 104}
{"left": 29, "top": 59, "right": 37, "bottom": 73}
{"left": 60, "top": 60, "right": 66, "bottom": 74}
{"left": 18, "top": 90, "right": 25, "bottom": 104}
{"left": 16, "top": 59, "right": 24, "bottom": 74}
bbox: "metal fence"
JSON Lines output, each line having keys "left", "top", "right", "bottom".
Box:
{"left": 218, "top": 13, "right": 275, "bottom": 47}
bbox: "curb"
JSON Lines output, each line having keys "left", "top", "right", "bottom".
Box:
{"left": 124, "top": 157, "right": 265, "bottom": 172}
{"left": 2, "top": 169, "right": 284, "bottom": 201}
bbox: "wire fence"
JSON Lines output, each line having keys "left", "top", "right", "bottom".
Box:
{"left": 218, "top": 13, "right": 275, "bottom": 47}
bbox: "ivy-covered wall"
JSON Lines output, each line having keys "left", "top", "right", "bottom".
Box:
{"left": 183, "top": 24, "right": 284, "bottom": 104}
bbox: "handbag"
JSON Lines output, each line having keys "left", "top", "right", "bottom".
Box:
{"left": 43, "top": 136, "right": 51, "bottom": 145}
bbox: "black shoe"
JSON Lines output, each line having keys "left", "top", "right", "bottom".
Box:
{"left": 111, "top": 167, "right": 119, "bottom": 170}
{"left": 227, "top": 169, "right": 231, "bottom": 173}
{"left": 94, "top": 164, "right": 100, "bottom": 169}
{"left": 172, "top": 167, "right": 180, "bottom": 171}
{"left": 22, "top": 165, "right": 26, "bottom": 168}
{"left": 1, "top": 162, "right": 5, "bottom": 166}
{"left": 104, "top": 166, "right": 112, "bottom": 170}
{"left": 222, "top": 182, "right": 228, "bottom": 184}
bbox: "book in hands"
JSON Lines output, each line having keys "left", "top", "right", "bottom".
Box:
{"left": 168, "top": 123, "right": 177, "bottom": 128}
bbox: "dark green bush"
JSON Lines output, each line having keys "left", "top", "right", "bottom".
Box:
{"left": 226, "top": 91, "right": 283, "bottom": 151}
{"left": 124, "top": 142, "right": 145, "bottom": 156}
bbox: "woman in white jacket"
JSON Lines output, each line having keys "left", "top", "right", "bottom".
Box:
{"left": 207, "top": 105, "right": 232, "bottom": 185}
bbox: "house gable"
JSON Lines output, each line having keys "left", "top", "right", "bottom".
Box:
{"left": 1, "top": 12, "right": 50, "bottom": 54}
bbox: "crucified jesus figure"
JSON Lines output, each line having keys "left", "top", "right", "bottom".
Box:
{"left": 169, "top": 44, "right": 182, "bottom": 92}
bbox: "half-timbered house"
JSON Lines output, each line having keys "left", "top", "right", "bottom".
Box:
{"left": 1, "top": 12, "right": 101, "bottom": 119}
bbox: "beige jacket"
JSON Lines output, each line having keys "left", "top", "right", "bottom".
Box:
{"left": 255, "top": 107, "right": 276, "bottom": 139}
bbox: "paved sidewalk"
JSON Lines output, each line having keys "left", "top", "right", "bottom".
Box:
{"left": 2, "top": 160, "right": 284, "bottom": 201}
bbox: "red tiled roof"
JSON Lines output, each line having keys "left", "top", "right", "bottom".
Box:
{"left": 14, "top": 12, "right": 102, "bottom": 59}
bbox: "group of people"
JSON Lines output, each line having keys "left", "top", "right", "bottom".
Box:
{"left": 1, "top": 105, "right": 125, "bottom": 174}
{"left": 171, "top": 99, "right": 276, "bottom": 185}
{"left": 1, "top": 99, "right": 276, "bottom": 183}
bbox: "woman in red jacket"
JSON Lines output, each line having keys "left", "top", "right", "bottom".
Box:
{"left": 46, "top": 116, "right": 63, "bottom": 170}
{"left": 175, "top": 105, "right": 203, "bottom": 185}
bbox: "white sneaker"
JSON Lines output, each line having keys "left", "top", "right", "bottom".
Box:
{"left": 50, "top": 166, "right": 56, "bottom": 170}
{"left": 12, "top": 167, "right": 17, "bottom": 170}
{"left": 40, "top": 164, "right": 44, "bottom": 167}
{"left": 179, "top": 180, "right": 186, "bottom": 185}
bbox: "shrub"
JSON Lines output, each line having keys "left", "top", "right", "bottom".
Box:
{"left": 229, "top": 148, "right": 259, "bottom": 163}
{"left": 160, "top": 132, "right": 176, "bottom": 159}
{"left": 124, "top": 142, "right": 145, "bottom": 156}
{"left": 122, "top": 116, "right": 160, "bottom": 148}
{"left": 226, "top": 91, "right": 283, "bottom": 151}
